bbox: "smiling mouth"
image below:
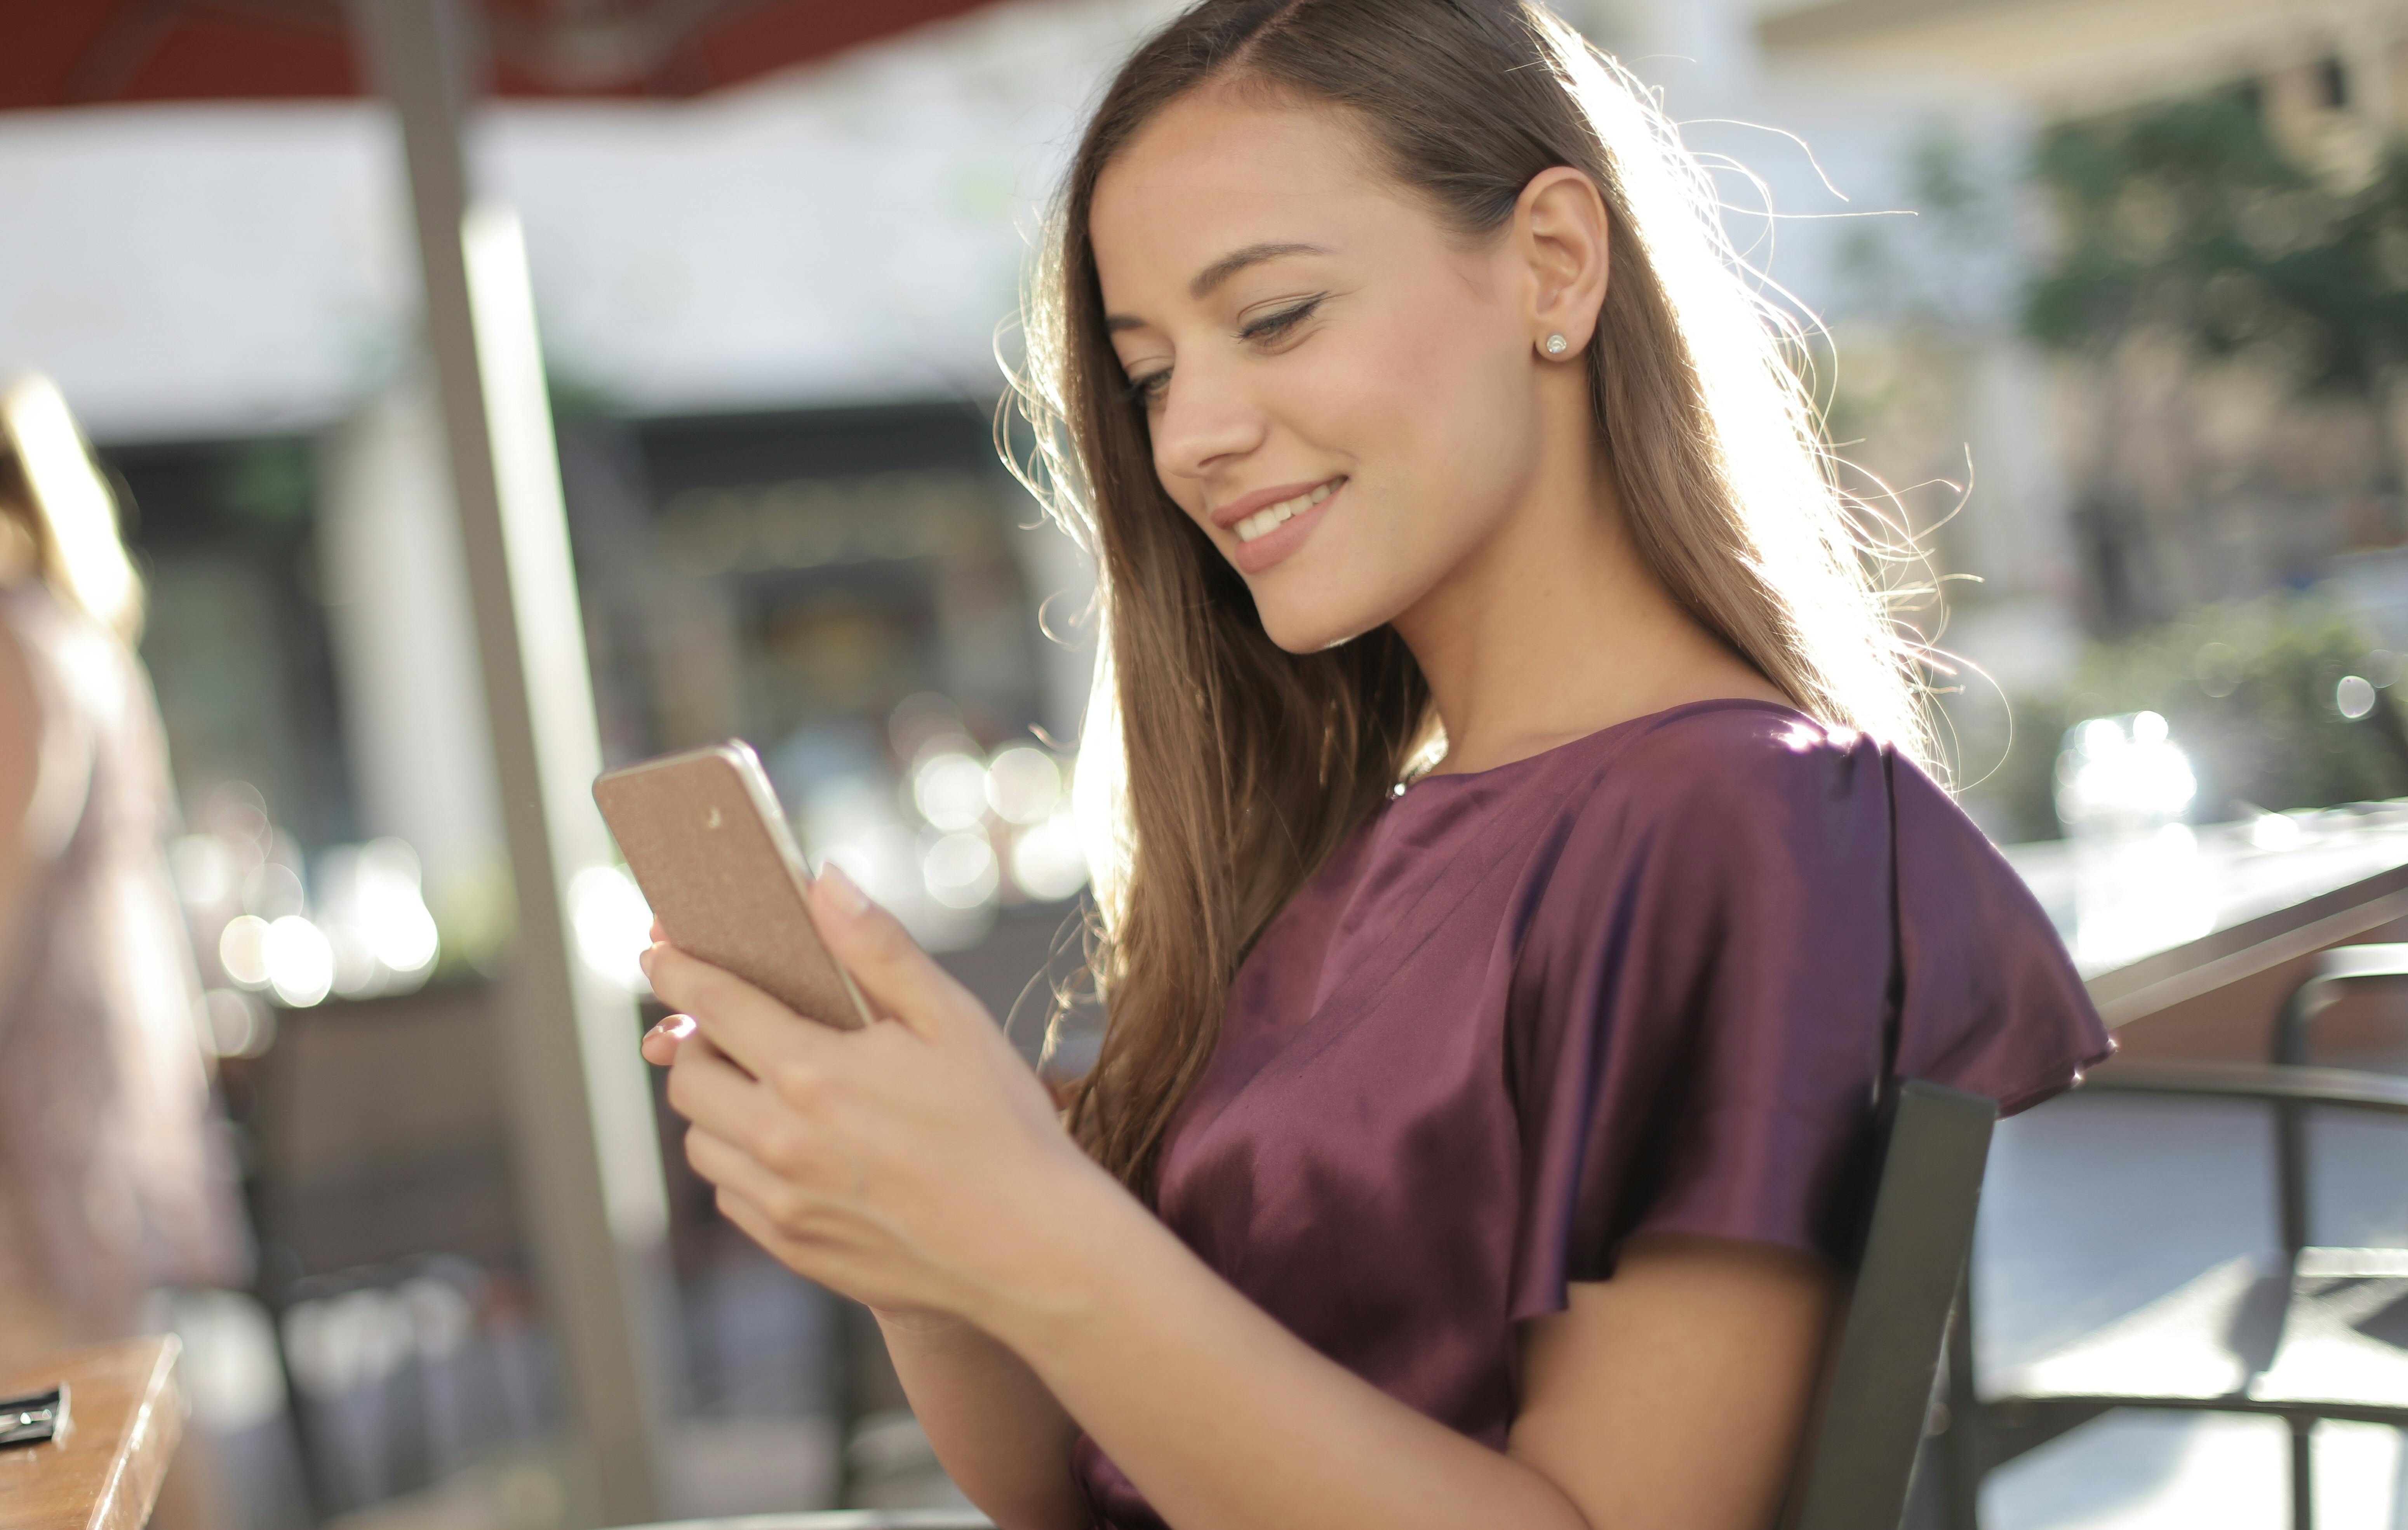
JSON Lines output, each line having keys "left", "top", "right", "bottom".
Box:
{"left": 1234, "top": 478, "right": 1343, "bottom": 544}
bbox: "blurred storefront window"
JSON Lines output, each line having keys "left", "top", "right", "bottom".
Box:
{"left": 563, "top": 399, "right": 1093, "bottom": 958}
{"left": 112, "top": 438, "right": 355, "bottom": 851}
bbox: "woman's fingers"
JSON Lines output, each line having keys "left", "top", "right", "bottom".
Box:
{"left": 640, "top": 1012, "right": 694, "bottom": 1067}
{"left": 663, "top": 1031, "right": 792, "bottom": 1161}
{"left": 646, "top": 940, "right": 846, "bottom": 1083}
{"left": 684, "top": 1123, "right": 814, "bottom": 1225}
{"left": 807, "top": 864, "right": 983, "bottom": 1041}
{"left": 708, "top": 1181, "right": 837, "bottom": 1279}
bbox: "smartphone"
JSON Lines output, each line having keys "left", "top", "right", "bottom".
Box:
{"left": 593, "top": 740, "right": 875, "bottom": 1029}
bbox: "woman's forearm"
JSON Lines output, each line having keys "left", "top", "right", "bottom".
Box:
{"left": 876, "top": 1312, "right": 1086, "bottom": 1530}
{"left": 974, "top": 1177, "right": 1595, "bottom": 1530}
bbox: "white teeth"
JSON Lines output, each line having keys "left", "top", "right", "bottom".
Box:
{"left": 1233, "top": 480, "right": 1340, "bottom": 544}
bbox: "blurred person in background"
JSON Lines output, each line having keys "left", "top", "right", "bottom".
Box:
{"left": 0, "top": 373, "right": 246, "bottom": 1528}
{"left": 640, "top": 4, "right": 2112, "bottom": 1529}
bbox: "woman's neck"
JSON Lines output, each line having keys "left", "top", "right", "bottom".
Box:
{"left": 1392, "top": 447, "right": 1785, "bottom": 778}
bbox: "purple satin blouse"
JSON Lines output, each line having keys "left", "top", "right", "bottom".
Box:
{"left": 1070, "top": 699, "right": 2111, "bottom": 1528}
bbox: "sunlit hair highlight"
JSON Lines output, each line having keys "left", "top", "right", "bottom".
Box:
{"left": 0, "top": 374, "right": 144, "bottom": 645}
{"left": 1005, "top": 0, "right": 1931, "bottom": 1194}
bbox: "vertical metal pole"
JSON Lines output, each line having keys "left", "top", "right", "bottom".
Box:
{"left": 348, "top": 2, "right": 672, "bottom": 1523}
{"left": 2290, "top": 1414, "right": 2316, "bottom": 1530}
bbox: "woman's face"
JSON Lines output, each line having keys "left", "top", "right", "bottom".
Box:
{"left": 1089, "top": 90, "right": 1554, "bottom": 654}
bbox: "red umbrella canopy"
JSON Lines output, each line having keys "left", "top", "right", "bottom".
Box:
{"left": 3, "top": 0, "right": 1012, "bottom": 107}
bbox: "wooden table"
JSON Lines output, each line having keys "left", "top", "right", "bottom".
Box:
{"left": 0, "top": 1337, "right": 183, "bottom": 1530}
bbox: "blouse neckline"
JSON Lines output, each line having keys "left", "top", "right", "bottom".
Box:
{"left": 1403, "top": 695, "right": 1814, "bottom": 793}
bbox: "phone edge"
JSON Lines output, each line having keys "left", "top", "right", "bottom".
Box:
{"left": 714, "top": 741, "right": 880, "bottom": 1029}
{"left": 597, "top": 741, "right": 878, "bottom": 1030}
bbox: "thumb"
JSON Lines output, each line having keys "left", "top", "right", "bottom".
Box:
{"left": 810, "top": 862, "right": 985, "bottom": 1041}
{"left": 640, "top": 1010, "right": 694, "bottom": 1067}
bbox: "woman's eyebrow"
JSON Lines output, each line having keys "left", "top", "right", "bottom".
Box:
{"left": 1188, "top": 240, "right": 1328, "bottom": 299}
{"left": 1103, "top": 241, "right": 1332, "bottom": 334}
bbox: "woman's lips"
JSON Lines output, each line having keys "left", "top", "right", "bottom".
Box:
{"left": 1227, "top": 477, "right": 1343, "bottom": 575}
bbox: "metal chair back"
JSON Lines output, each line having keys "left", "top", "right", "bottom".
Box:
{"left": 1783, "top": 1078, "right": 1999, "bottom": 1530}
{"left": 2273, "top": 942, "right": 2408, "bottom": 1260}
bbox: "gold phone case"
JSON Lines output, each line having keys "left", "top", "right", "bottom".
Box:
{"left": 593, "top": 741, "right": 873, "bottom": 1029}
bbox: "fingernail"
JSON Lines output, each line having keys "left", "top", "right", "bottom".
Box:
{"left": 819, "top": 861, "right": 870, "bottom": 916}
{"left": 658, "top": 1014, "right": 695, "bottom": 1041}
{"left": 640, "top": 943, "right": 658, "bottom": 977}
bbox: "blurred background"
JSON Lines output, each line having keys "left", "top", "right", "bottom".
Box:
{"left": 5, "top": 0, "right": 2408, "bottom": 1527}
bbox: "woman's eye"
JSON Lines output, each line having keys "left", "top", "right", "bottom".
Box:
{"left": 1117, "top": 297, "right": 1324, "bottom": 410}
{"left": 1240, "top": 296, "right": 1325, "bottom": 344}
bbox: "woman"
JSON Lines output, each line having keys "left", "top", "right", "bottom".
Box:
{"left": 640, "top": 3, "right": 2110, "bottom": 1527}
{"left": 0, "top": 373, "right": 246, "bottom": 1527}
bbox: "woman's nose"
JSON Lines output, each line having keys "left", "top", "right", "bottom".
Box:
{"left": 1151, "top": 362, "right": 1267, "bottom": 487}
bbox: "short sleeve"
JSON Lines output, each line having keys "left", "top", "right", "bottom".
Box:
{"left": 1503, "top": 711, "right": 2107, "bottom": 1320}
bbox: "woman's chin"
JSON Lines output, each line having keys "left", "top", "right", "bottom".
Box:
{"left": 1254, "top": 600, "right": 1391, "bottom": 658}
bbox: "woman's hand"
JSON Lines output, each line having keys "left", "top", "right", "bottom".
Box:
{"left": 639, "top": 867, "right": 1112, "bottom": 1325}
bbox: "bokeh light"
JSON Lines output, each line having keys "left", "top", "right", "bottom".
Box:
{"left": 922, "top": 831, "right": 999, "bottom": 910}
{"left": 219, "top": 914, "right": 271, "bottom": 989}
{"left": 985, "top": 746, "right": 1061, "bottom": 825}
{"left": 913, "top": 751, "right": 990, "bottom": 833}
{"left": 1009, "top": 810, "right": 1090, "bottom": 903}
{"left": 570, "top": 864, "right": 654, "bottom": 992}
{"left": 2338, "top": 675, "right": 2377, "bottom": 719}
{"left": 263, "top": 915, "right": 335, "bottom": 1008}
{"left": 2055, "top": 711, "right": 2198, "bottom": 831}
{"left": 202, "top": 987, "right": 274, "bottom": 1058}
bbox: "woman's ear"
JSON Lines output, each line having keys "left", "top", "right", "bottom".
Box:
{"left": 1514, "top": 167, "right": 1609, "bottom": 360}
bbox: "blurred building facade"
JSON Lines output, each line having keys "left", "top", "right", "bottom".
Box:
{"left": 0, "top": 0, "right": 1164, "bottom": 955}
{"left": 1747, "top": 0, "right": 2408, "bottom": 832}
{"left": 10, "top": 0, "right": 2405, "bottom": 799}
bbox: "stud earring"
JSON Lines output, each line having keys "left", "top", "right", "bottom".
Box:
{"left": 1544, "top": 333, "right": 1570, "bottom": 356}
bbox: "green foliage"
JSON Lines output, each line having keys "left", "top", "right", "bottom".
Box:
{"left": 1832, "top": 118, "right": 2022, "bottom": 338}
{"left": 2066, "top": 594, "right": 2408, "bottom": 817}
{"left": 2026, "top": 89, "right": 2408, "bottom": 398}
{"left": 1950, "top": 594, "right": 2408, "bottom": 839}
{"left": 214, "top": 440, "right": 315, "bottom": 530}
{"left": 1962, "top": 593, "right": 2408, "bottom": 840}
{"left": 1942, "top": 686, "right": 2066, "bottom": 846}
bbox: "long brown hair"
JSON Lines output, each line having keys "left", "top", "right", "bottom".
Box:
{"left": 1008, "top": 0, "right": 1929, "bottom": 1194}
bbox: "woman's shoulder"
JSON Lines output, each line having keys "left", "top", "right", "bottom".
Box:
{"left": 1554, "top": 697, "right": 1893, "bottom": 844}
{"left": 1522, "top": 695, "right": 2051, "bottom": 947}
{"left": 1510, "top": 698, "right": 2106, "bottom": 1121}
{"left": 1482, "top": 700, "right": 1902, "bottom": 972}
